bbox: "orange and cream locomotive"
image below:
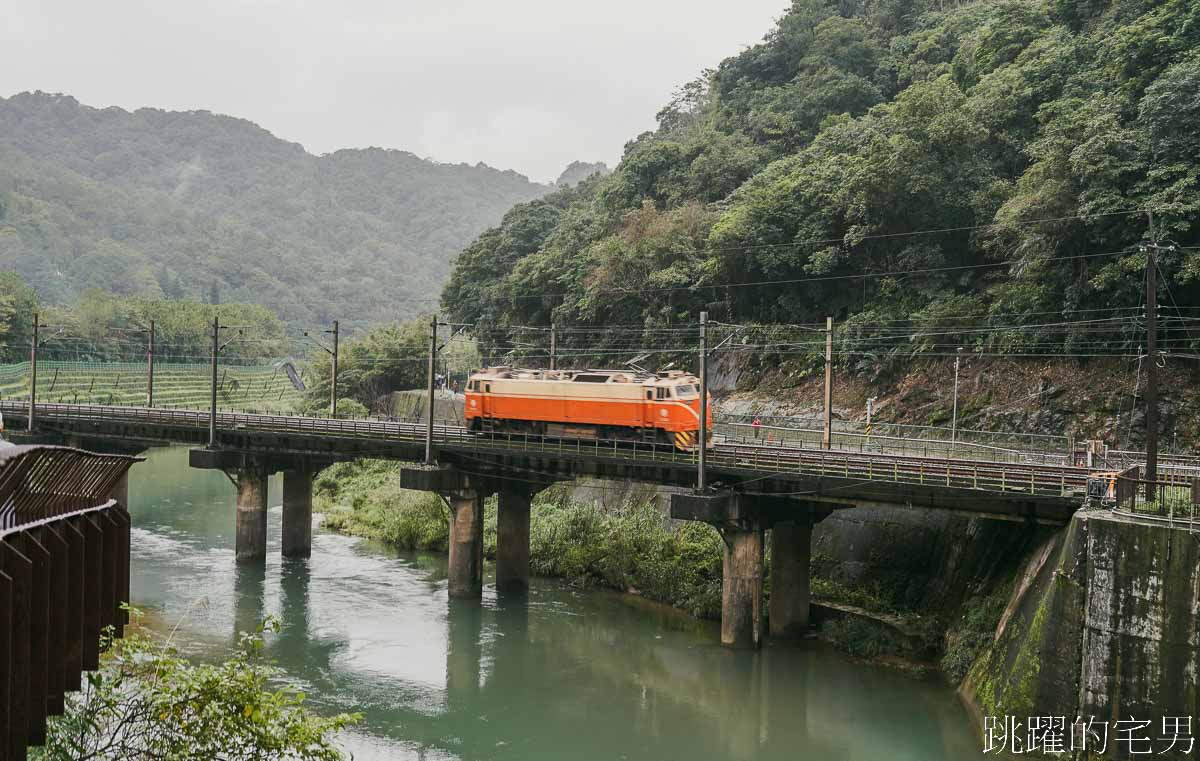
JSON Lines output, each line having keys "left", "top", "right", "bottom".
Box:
{"left": 464, "top": 368, "right": 711, "bottom": 449}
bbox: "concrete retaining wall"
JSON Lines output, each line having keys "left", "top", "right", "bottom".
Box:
{"left": 963, "top": 510, "right": 1200, "bottom": 755}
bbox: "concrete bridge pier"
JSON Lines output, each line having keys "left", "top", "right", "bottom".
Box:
{"left": 721, "top": 523, "right": 764, "bottom": 648}
{"left": 769, "top": 519, "right": 814, "bottom": 638}
{"left": 448, "top": 489, "right": 485, "bottom": 599}
{"left": 672, "top": 492, "right": 837, "bottom": 648}
{"left": 235, "top": 469, "right": 270, "bottom": 562}
{"left": 282, "top": 469, "right": 314, "bottom": 558}
{"left": 496, "top": 490, "right": 533, "bottom": 594}
{"left": 399, "top": 466, "right": 520, "bottom": 600}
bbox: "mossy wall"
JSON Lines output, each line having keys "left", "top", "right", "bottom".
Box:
{"left": 963, "top": 511, "right": 1200, "bottom": 757}
{"left": 811, "top": 507, "right": 1052, "bottom": 613}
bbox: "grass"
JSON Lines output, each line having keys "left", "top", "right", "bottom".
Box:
{"left": 820, "top": 616, "right": 912, "bottom": 660}
{"left": 316, "top": 460, "right": 451, "bottom": 550}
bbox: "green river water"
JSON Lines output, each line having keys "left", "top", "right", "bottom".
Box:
{"left": 126, "top": 447, "right": 991, "bottom": 760}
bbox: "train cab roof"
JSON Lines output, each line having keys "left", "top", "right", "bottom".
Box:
{"left": 469, "top": 368, "right": 697, "bottom": 386}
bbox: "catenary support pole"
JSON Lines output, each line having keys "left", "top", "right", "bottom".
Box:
{"left": 209, "top": 315, "right": 219, "bottom": 447}
{"left": 698, "top": 311, "right": 708, "bottom": 492}
{"left": 329, "top": 320, "right": 339, "bottom": 418}
{"left": 146, "top": 319, "right": 155, "bottom": 408}
{"left": 28, "top": 312, "right": 39, "bottom": 432}
{"left": 549, "top": 322, "right": 556, "bottom": 371}
{"left": 1144, "top": 211, "right": 1159, "bottom": 503}
{"left": 952, "top": 346, "right": 962, "bottom": 443}
{"left": 426, "top": 314, "right": 437, "bottom": 465}
{"left": 822, "top": 316, "right": 833, "bottom": 449}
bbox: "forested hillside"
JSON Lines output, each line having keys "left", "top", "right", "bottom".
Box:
{"left": 0, "top": 92, "right": 548, "bottom": 330}
{"left": 443, "top": 0, "right": 1200, "bottom": 373}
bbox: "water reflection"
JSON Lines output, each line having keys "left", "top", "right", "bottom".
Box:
{"left": 127, "top": 447, "right": 989, "bottom": 761}
{"left": 232, "top": 561, "right": 266, "bottom": 643}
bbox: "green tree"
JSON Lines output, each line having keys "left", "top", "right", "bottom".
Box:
{"left": 0, "top": 270, "right": 37, "bottom": 362}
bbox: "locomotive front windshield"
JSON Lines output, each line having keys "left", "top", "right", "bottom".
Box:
{"left": 675, "top": 384, "right": 698, "bottom": 397}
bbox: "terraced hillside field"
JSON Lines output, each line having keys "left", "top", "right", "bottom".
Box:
{"left": 0, "top": 361, "right": 304, "bottom": 413}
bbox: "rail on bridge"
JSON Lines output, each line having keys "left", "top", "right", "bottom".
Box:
{"left": 0, "top": 445, "right": 141, "bottom": 761}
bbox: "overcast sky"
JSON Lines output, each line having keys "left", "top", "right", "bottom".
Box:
{"left": 0, "top": 0, "right": 787, "bottom": 183}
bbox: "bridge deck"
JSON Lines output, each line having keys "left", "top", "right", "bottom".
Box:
{"left": 1, "top": 401, "right": 1088, "bottom": 522}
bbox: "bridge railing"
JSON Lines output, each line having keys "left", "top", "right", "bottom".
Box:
{"left": 715, "top": 413, "right": 1070, "bottom": 453}
{"left": 0, "top": 445, "right": 141, "bottom": 760}
{"left": 0, "top": 400, "right": 1092, "bottom": 500}
{"left": 713, "top": 421, "right": 1070, "bottom": 466}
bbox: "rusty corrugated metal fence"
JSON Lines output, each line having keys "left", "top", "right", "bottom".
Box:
{"left": 0, "top": 445, "right": 141, "bottom": 761}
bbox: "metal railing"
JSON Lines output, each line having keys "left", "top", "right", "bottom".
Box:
{"left": 0, "top": 445, "right": 141, "bottom": 760}
{"left": 715, "top": 413, "right": 1070, "bottom": 453}
{"left": 1109, "top": 465, "right": 1200, "bottom": 521}
{"left": 714, "top": 421, "right": 1070, "bottom": 466}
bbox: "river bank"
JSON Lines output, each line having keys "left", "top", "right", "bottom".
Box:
{"left": 125, "top": 446, "right": 992, "bottom": 760}
{"left": 313, "top": 459, "right": 986, "bottom": 679}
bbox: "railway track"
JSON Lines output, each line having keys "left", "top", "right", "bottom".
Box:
{"left": 1, "top": 401, "right": 1093, "bottom": 499}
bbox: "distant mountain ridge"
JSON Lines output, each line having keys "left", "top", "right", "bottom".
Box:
{"left": 0, "top": 91, "right": 550, "bottom": 329}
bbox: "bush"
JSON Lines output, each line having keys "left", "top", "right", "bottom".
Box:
{"left": 316, "top": 460, "right": 449, "bottom": 550}
{"left": 314, "top": 462, "right": 726, "bottom": 617}
{"left": 34, "top": 614, "right": 358, "bottom": 760}
{"left": 941, "top": 584, "right": 1012, "bottom": 682}
{"left": 529, "top": 497, "right": 724, "bottom": 618}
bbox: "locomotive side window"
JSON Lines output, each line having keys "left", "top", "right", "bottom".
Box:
{"left": 655, "top": 387, "right": 669, "bottom": 400}
{"left": 485, "top": 383, "right": 491, "bottom": 393}
{"left": 646, "top": 390, "right": 652, "bottom": 400}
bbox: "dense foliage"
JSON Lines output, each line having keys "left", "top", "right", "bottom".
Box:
{"left": 34, "top": 616, "right": 358, "bottom": 761}
{"left": 315, "top": 461, "right": 724, "bottom": 618}
{"left": 0, "top": 92, "right": 548, "bottom": 330}
{"left": 443, "top": 0, "right": 1200, "bottom": 371}
{"left": 299, "top": 319, "right": 480, "bottom": 414}
{"left": 0, "top": 279, "right": 286, "bottom": 364}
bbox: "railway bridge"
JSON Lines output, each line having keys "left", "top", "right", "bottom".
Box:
{"left": 1, "top": 400, "right": 1089, "bottom": 648}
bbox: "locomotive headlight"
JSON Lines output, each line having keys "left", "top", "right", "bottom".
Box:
{"left": 470, "top": 400, "right": 477, "bottom": 407}
{"left": 659, "top": 409, "right": 667, "bottom": 418}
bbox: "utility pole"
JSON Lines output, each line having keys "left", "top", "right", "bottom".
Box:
{"left": 866, "top": 396, "right": 876, "bottom": 443}
{"left": 698, "top": 311, "right": 709, "bottom": 491}
{"left": 209, "top": 315, "right": 219, "bottom": 447}
{"left": 146, "top": 319, "right": 155, "bottom": 408}
{"left": 1144, "top": 211, "right": 1159, "bottom": 503}
{"left": 952, "top": 346, "right": 963, "bottom": 443}
{"left": 425, "top": 313, "right": 438, "bottom": 465}
{"left": 549, "top": 323, "right": 557, "bottom": 371}
{"left": 822, "top": 316, "right": 833, "bottom": 449}
{"left": 28, "top": 312, "right": 39, "bottom": 432}
{"left": 328, "top": 320, "right": 340, "bottom": 417}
